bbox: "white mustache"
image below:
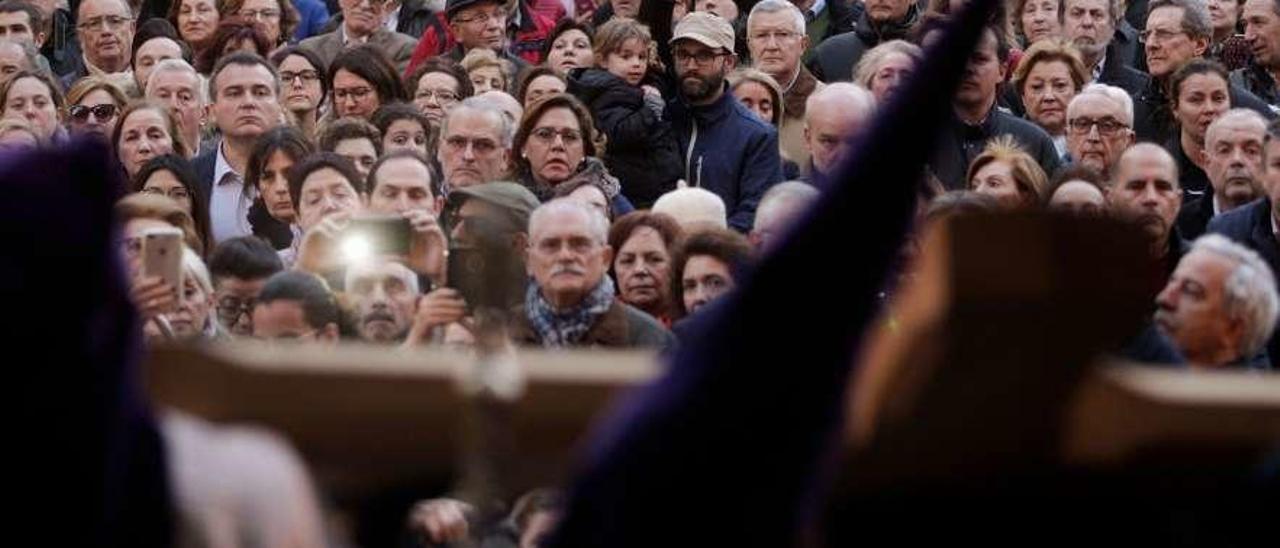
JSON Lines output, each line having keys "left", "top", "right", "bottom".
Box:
{"left": 552, "top": 265, "right": 584, "bottom": 276}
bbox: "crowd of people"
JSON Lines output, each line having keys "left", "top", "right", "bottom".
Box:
{"left": 6, "top": 0, "right": 1280, "bottom": 543}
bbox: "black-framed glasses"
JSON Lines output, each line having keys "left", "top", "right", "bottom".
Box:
{"left": 530, "top": 127, "right": 582, "bottom": 145}
{"left": 216, "top": 297, "right": 256, "bottom": 325}
{"left": 1068, "top": 117, "right": 1127, "bottom": 137}
{"left": 454, "top": 10, "right": 506, "bottom": 25}
{"left": 68, "top": 104, "right": 117, "bottom": 122}
{"left": 674, "top": 49, "right": 727, "bottom": 65}
{"left": 280, "top": 70, "right": 319, "bottom": 84}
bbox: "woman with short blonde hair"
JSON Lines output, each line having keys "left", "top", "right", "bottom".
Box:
{"left": 966, "top": 136, "right": 1048, "bottom": 209}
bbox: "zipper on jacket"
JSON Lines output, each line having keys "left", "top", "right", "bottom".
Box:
{"left": 685, "top": 121, "right": 699, "bottom": 186}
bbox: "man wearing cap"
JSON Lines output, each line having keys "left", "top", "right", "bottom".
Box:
{"left": 403, "top": 181, "right": 539, "bottom": 345}
{"left": 667, "top": 12, "right": 784, "bottom": 233}
{"left": 298, "top": 0, "right": 417, "bottom": 73}
{"left": 403, "top": 0, "right": 554, "bottom": 76}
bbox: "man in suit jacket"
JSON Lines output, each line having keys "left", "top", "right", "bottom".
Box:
{"left": 298, "top": 0, "right": 416, "bottom": 73}
{"left": 1177, "top": 109, "right": 1268, "bottom": 239}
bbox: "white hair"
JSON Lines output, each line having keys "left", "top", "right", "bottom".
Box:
{"left": 1068, "top": 83, "right": 1134, "bottom": 127}
{"left": 529, "top": 198, "right": 610, "bottom": 244}
{"left": 182, "top": 246, "right": 213, "bottom": 296}
{"left": 747, "top": 0, "right": 807, "bottom": 36}
{"left": 755, "top": 180, "right": 819, "bottom": 229}
{"left": 652, "top": 187, "right": 728, "bottom": 230}
{"left": 1189, "top": 234, "right": 1280, "bottom": 359}
{"left": 805, "top": 82, "right": 876, "bottom": 127}
{"left": 442, "top": 96, "right": 515, "bottom": 147}
{"left": 343, "top": 259, "right": 420, "bottom": 296}
{"left": 1205, "top": 108, "right": 1268, "bottom": 148}
{"left": 146, "top": 58, "right": 208, "bottom": 106}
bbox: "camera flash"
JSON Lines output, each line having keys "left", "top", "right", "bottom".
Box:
{"left": 342, "top": 235, "right": 372, "bottom": 264}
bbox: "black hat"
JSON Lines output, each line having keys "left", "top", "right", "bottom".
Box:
{"left": 445, "top": 0, "right": 504, "bottom": 20}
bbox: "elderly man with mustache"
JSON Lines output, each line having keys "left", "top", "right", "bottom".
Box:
{"left": 510, "top": 198, "right": 674, "bottom": 349}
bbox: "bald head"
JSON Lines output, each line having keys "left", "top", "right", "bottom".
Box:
{"left": 805, "top": 83, "right": 876, "bottom": 176}
{"left": 1110, "top": 143, "right": 1183, "bottom": 252}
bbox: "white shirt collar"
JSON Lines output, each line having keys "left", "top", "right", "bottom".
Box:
{"left": 1213, "top": 194, "right": 1223, "bottom": 216}
{"left": 214, "top": 141, "right": 241, "bottom": 187}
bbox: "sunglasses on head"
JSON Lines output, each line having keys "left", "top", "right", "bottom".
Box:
{"left": 68, "top": 104, "right": 118, "bottom": 122}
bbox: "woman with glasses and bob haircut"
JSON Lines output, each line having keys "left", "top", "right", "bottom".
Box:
{"left": 132, "top": 154, "right": 214, "bottom": 255}
{"left": 328, "top": 44, "right": 407, "bottom": 120}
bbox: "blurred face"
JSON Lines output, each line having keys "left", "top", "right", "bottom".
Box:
{"left": 682, "top": 254, "right": 733, "bottom": 315}
{"left": 614, "top": 226, "right": 672, "bottom": 313}
{"left": 0, "top": 10, "right": 40, "bottom": 47}
{"left": 971, "top": 159, "right": 1034, "bottom": 208}
{"left": 3, "top": 76, "right": 57, "bottom": 140}
{"left": 176, "top": 0, "right": 218, "bottom": 45}
{"left": 334, "top": 137, "right": 377, "bottom": 178}
{"left": 1063, "top": 0, "right": 1114, "bottom": 58}
{"left": 1049, "top": 180, "right": 1106, "bottom": 214}
{"left": 1066, "top": 93, "right": 1133, "bottom": 174}
{"left": 1145, "top": 6, "right": 1210, "bottom": 78}
{"left": 1266, "top": 139, "right": 1280, "bottom": 214}
{"left": 1022, "top": 60, "right": 1077, "bottom": 136}
{"left": 1174, "top": 73, "right": 1230, "bottom": 143}
{"left": 547, "top": 29, "right": 594, "bottom": 75}
{"left": 438, "top": 108, "right": 510, "bottom": 190}
{"left": 567, "top": 184, "right": 609, "bottom": 219}
{"left": 169, "top": 274, "right": 213, "bottom": 339}
{"left": 133, "top": 37, "right": 182, "bottom": 91}
{"left": 864, "top": 0, "right": 910, "bottom": 23}
{"left": 522, "top": 107, "right": 584, "bottom": 186}
{"left": 955, "top": 31, "right": 1005, "bottom": 111}
{"left": 1205, "top": 117, "right": 1266, "bottom": 209}
{"left": 1154, "top": 249, "right": 1241, "bottom": 365}
{"left": 1021, "top": 0, "right": 1062, "bottom": 44}
{"left": 413, "top": 71, "right": 461, "bottom": 126}
{"left": 348, "top": 261, "right": 418, "bottom": 343}
{"left": 528, "top": 207, "right": 612, "bottom": 308}
{"left": 468, "top": 65, "right": 504, "bottom": 94}
{"left": 333, "top": 69, "right": 380, "bottom": 119}
{"left": 258, "top": 149, "right": 297, "bottom": 223}
{"left": 603, "top": 38, "right": 650, "bottom": 86}
{"left": 1109, "top": 147, "right": 1182, "bottom": 248}
{"left": 140, "top": 169, "right": 193, "bottom": 212}
{"left": 805, "top": 97, "right": 866, "bottom": 175}
{"left": 253, "top": 299, "right": 331, "bottom": 341}
{"left": 214, "top": 276, "right": 268, "bottom": 337}
{"left": 747, "top": 11, "right": 807, "bottom": 81}
{"left": 524, "top": 74, "right": 565, "bottom": 107}
{"left": 732, "top": 80, "right": 775, "bottom": 124}
{"left": 614, "top": 0, "right": 642, "bottom": 18}
{"left": 518, "top": 511, "right": 559, "bottom": 548}
{"left": 69, "top": 88, "right": 120, "bottom": 138}
{"left": 1209, "top": 0, "right": 1242, "bottom": 36}
{"left": 121, "top": 217, "right": 172, "bottom": 277}
{"left": 673, "top": 40, "right": 734, "bottom": 104}
{"left": 369, "top": 156, "right": 438, "bottom": 214}
{"left": 278, "top": 54, "right": 324, "bottom": 113}
{"left": 867, "top": 51, "right": 914, "bottom": 100}
{"left": 78, "top": 0, "right": 134, "bottom": 71}
{"left": 211, "top": 62, "right": 281, "bottom": 140}
{"left": 384, "top": 118, "right": 429, "bottom": 157}
{"left": 118, "top": 108, "right": 175, "bottom": 177}
{"left": 0, "top": 127, "right": 37, "bottom": 150}
{"left": 0, "top": 42, "right": 29, "bottom": 82}
{"left": 449, "top": 0, "right": 505, "bottom": 51}
{"left": 297, "top": 167, "right": 362, "bottom": 231}
{"left": 340, "top": 0, "right": 385, "bottom": 37}
{"left": 1243, "top": 0, "right": 1280, "bottom": 68}
{"left": 238, "top": 0, "right": 284, "bottom": 44}
{"left": 146, "top": 68, "right": 203, "bottom": 147}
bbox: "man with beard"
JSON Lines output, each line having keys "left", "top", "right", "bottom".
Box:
{"left": 346, "top": 258, "right": 421, "bottom": 343}
{"left": 1177, "top": 109, "right": 1269, "bottom": 239}
{"left": 1108, "top": 143, "right": 1187, "bottom": 290}
{"left": 667, "top": 12, "right": 783, "bottom": 233}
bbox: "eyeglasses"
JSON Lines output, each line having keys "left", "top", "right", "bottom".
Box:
{"left": 453, "top": 10, "right": 506, "bottom": 25}
{"left": 1068, "top": 117, "right": 1127, "bottom": 137}
{"left": 334, "top": 87, "right": 373, "bottom": 101}
{"left": 141, "top": 186, "right": 191, "bottom": 201}
{"left": 674, "top": 49, "right": 727, "bottom": 66}
{"left": 239, "top": 8, "right": 281, "bottom": 20}
{"left": 530, "top": 126, "right": 582, "bottom": 145}
{"left": 1140, "top": 27, "right": 1188, "bottom": 44}
{"left": 280, "top": 70, "right": 320, "bottom": 84}
{"left": 216, "top": 297, "right": 256, "bottom": 325}
{"left": 415, "top": 88, "right": 459, "bottom": 103}
{"left": 77, "top": 15, "right": 132, "bottom": 31}
{"left": 68, "top": 103, "right": 117, "bottom": 122}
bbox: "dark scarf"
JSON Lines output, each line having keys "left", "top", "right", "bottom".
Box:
{"left": 525, "top": 276, "right": 616, "bottom": 347}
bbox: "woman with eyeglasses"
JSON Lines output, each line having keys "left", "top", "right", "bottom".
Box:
{"left": 271, "top": 46, "right": 328, "bottom": 140}
{"left": 0, "top": 70, "right": 66, "bottom": 145}
{"left": 113, "top": 100, "right": 192, "bottom": 179}
{"left": 406, "top": 58, "right": 473, "bottom": 131}
{"left": 132, "top": 154, "right": 215, "bottom": 255}
{"left": 512, "top": 93, "right": 634, "bottom": 214}
{"left": 328, "top": 44, "right": 407, "bottom": 121}
{"left": 65, "top": 76, "right": 128, "bottom": 139}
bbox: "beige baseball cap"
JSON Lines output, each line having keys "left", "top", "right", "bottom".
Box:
{"left": 670, "top": 12, "right": 736, "bottom": 53}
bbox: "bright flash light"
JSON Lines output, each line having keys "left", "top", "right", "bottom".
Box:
{"left": 342, "top": 235, "right": 372, "bottom": 264}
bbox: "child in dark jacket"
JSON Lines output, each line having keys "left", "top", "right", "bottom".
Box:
{"left": 566, "top": 18, "right": 683, "bottom": 209}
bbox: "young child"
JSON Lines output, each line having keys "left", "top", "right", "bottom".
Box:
{"left": 566, "top": 18, "right": 683, "bottom": 208}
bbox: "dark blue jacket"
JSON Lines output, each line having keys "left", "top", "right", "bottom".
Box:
{"left": 291, "top": 0, "right": 332, "bottom": 42}
{"left": 1206, "top": 198, "right": 1280, "bottom": 368}
{"left": 666, "top": 84, "right": 783, "bottom": 232}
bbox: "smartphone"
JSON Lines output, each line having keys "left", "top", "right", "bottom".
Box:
{"left": 342, "top": 214, "right": 412, "bottom": 262}
{"left": 143, "top": 227, "right": 184, "bottom": 312}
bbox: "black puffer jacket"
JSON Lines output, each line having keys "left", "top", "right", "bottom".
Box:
{"left": 567, "top": 68, "right": 683, "bottom": 208}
